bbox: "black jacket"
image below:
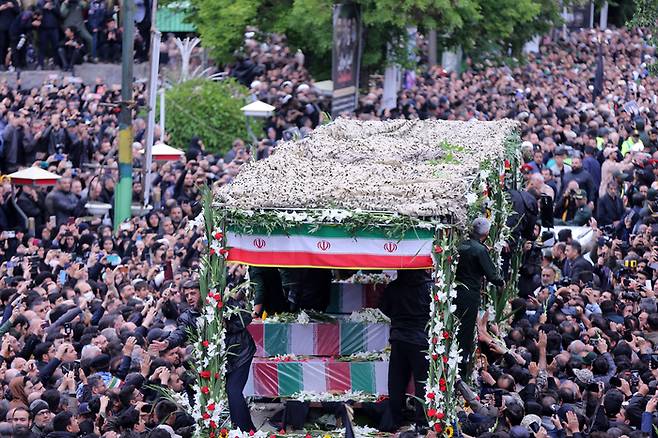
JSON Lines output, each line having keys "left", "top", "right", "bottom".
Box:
{"left": 165, "top": 300, "right": 254, "bottom": 374}
{"left": 597, "top": 194, "right": 624, "bottom": 227}
{"left": 165, "top": 307, "right": 200, "bottom": 349}
{"left": 380, "top": 270, "right": 432, "bottom": 346}
{"left": 562, "top": 255, "right": 593, "bottom": 282}
{"left": 46, "top": 431, "right": 77, "bottom": 438}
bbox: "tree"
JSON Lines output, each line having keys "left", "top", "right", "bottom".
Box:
{"left": 159, "top": 78, "right": 258, "bottom": 154}
{"left": 628, "top": 0, "right": 658, "bottom": 73}
{"left": 183, "top": 0, "right": 564, "bottom": 75}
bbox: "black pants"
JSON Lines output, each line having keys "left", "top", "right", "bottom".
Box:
{"left": 226, "top": 358, "right": 255, "bottom": 432}
{"left": 0, "top": 29, "right": 9, "bottom": 66}
{"left": 57, "top": 45, "right": 81, "bottom": 71}
{"left": 38, "top": 27, "right": 59, "bottom": 66}
{"left": 387, "top": 340, "right": 429, "bottom": 429}
{"left": 455, "top": 286, "right": 481, "bottom": 379}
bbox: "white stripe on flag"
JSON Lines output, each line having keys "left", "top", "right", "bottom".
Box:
{"left": 291, "top": 324, "right": 315, "bottom": 356}
{"left": 302, "top": 361, "right": 327, "bottom": 393}
{"left": 341, "top": 284, "right": 365, "bottom": 313}
{"left": 227, "top": 232, "right": 432, "bottom": 258}
{"left": 366, "top": 323, "right": 390, "bottom": 352}
{"left": 244, "top": 364, "right": 255, "bottom": 396}
{"left": 375, "top": 361, "right": 389, "bottom": 395}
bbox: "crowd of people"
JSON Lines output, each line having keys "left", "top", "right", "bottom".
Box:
{"left": 2, "top": 23, "right": 658, "bottom": 438}
{"left": 0, "top": 0, "right": 155, "bottom": 72}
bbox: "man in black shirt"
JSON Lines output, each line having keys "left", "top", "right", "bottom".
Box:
{"left": 380, "top": 269, "right": 431, "bottom": 431}
{"left": 454, "top": 217, "right": 504, "bottom": 378}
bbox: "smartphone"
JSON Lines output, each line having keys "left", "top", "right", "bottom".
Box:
{"left": 120, "top": 222, "right": 131, "bottom": 231}
{"left": 494, "top": 390, "right": 503, "bottom": 407}
{"left": 106, "top": 254, "right": 121, "bottom": 266}
{"left": 5, "top": 230, "right": 15, "bottom": 238}
{"left": 49, "top": 216, "right": 56, "bottom": 228}
{"left": 164, "top": 260, "right": 173, "bottom": 281}
{"left": 58, "top": 270, "right": 68, "bottom": 285}
{"left": 587, "top": 382, "right": 600, "bottom": 393}
{"left": 610, "top": 376, "right": 622, "bottom": 387}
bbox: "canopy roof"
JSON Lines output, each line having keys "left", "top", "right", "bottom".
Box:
{"left": 217, "top": 118, "right": 518, "bottom": 224}
{"left": 9, "top": 167, "right": 61, "bottom": 185}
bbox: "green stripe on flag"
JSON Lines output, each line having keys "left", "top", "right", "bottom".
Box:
{"left": 340, "top": 322, "right": 366, "bottom": 355}
{"left": 350, "top": 362, "right": 375, "bottom": 393}
{"left": 227, "top": 223, "right": 433, "bottom": 240}
{"left": 264, "top": 324, "right": 289, "bottom": 356}
{"left": 327, "top": 283, "right": 341, "bottom": 313}
{"left": 277, "top": 362, "right": 303, "bottom": 396}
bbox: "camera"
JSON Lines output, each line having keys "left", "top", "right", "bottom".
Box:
{"left": 622, "top": 291, "right": 641, "bottom": 301}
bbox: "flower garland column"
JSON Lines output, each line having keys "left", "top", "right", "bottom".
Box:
{"left": 191, "top": 189, "right": 231, "bottom": 437}
{"left": 425, "top": 227, "right": 461, "bottom": 437}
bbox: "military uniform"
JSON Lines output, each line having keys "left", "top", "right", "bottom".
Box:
{"left": 454, "top": 238, "right": 504, "bottom": 378}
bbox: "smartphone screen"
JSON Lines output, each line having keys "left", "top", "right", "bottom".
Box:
{"left": 164, "top": 260, "right": 173, "bottom": 281}
{"left": 58, "top": 270, "right": 68, "bottom": 285}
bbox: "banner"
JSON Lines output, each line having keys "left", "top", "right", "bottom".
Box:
{"left": 331, "top": 3, "right": 361, "bottom": 117}
{"left": 226, "top": 224, "right": 434, "bottom": 269}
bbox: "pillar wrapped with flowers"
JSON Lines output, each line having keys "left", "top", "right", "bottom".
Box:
{"left": 185, "top": 118, "right": 522, "bottom": 437}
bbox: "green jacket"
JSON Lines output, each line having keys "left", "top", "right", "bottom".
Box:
{"left": 455, "top": 238, "right": 504, "bottom": 292}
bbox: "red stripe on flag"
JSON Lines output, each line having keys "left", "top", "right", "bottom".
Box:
{"left": 247, "top": 324, "right": 265, "bottom": 357}
{"left": 326, "top": 362, "right": 351, "bottom": 392}
{"left": 315, "top": 324, "right": 339, "bottom": 356}
{"left": 253, "top": 361, "right": 279, "bottom": 397}
{"left": 227, "top": 248, "right": 432, "bottom": 269}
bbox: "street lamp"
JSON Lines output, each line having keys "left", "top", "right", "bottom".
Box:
{"left": 240, "top": 100, "right": 275, "bottom": 145}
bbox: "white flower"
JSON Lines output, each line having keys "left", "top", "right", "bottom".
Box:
{"left": 296, "top": 311, "right": 311, "bottom": 324}
{"left": 465, "top": 192, "right": 478, "bottom": 205}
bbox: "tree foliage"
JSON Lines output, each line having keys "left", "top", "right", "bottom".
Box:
{"left": 160, "top": 78, "right": 257, "bottom": 154}
{"left": 628, "top": 0, "right": 658, "bottom": 73}
{"left": 183, "top": 0, "right": 565, "bottom": 74}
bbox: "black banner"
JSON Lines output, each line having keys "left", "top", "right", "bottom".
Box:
{"left": 332, "top": 3, "right": 361, "bottom": 117}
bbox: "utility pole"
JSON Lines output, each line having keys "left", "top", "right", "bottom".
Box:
{"left": 114, "top": 0, "right": 135, "bottom": 228}
{"left": 143, "top": 0, "right": 161, "bottom": 207}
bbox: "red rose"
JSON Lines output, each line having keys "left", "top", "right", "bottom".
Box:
{"left": 209, "top": 420, "right": 216, "bottom": 429}
{"left": 209, "top": 248, "right": 216, "bottom": 256}
{"left": 431, "top": 353, "right": 439, "bottom": 361}
{"left": 442, "top": 331, "right": 450, "bottom": 339}
{"left": 202, "top": 340, "right": 209, "bottom": 348}
{"left": 201, "top": 386, "right": 209, "bottom": 394}
{"left": 213, "top": 294, "right": 222, "bottom": 302}
{"left": 219, "top": 428, "right": 228, "bottom": 436}
{"left": 442, "top": 356, "right": 448, "bottom": 363}
{"left": 217, "top": 301, "right": 224, "bottom": 309}
{"left": 215, "top": 372, "right": 220, "bottom": 379}
{"left": 437, "top": 412, "right": 445, "bottom": 420}
{"left": 214, "top": 232, "right": 223, "bottom": 240}
{"left": 431, "top": 336, "right": 438, "bottom": 344}
{"left": 434, "top": 423, "right": 443, "bottom": 433}
{"left": 209, "top": 433, "right": 215, "bottom": 438}
{"left": 427, "top": 408, "right": 437, "bottom": 417}
{"left": 433, "top": 294, "right": 439, "bottom": 301}
{"left": 446, "top": 256, "right": 452, "bottom": 263}
{"left": 219, "top": 248, "right": 229, "bottom": 256}
{"left": 504, "top": 159, "right": 511, "bottom": 170}
{"left": 434, "top": 245, "right": 443, "bottom": 254}
{"left": 439, "top": 378, "right": 446, "bottom": 385}
{"left": 249, "top": 431, "right": 255, "bottom": 436}
{"left": 200, "top": 370, "right": 211, "bottom": 379}
{"left": 279, "top": 429, "right": 286, "bottom": 435}
{"left": 305, "top": 434, "right": 312, "bottom": 438}
{"left": 202, "top": 413, "right": 210, "bottom": 420}
{"left": 207, "top": 403, "right": 215, "bottom": 411}
{"left": 427, "top": 392, "right": 435, "bottom": 400}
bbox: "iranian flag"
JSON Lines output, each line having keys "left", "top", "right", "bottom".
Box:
{"left": 226, "top": 224, "right": 433, "bottom": 269}
{"left": 248, "top": 359, "right": 390, "bottom": 397}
